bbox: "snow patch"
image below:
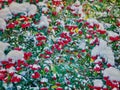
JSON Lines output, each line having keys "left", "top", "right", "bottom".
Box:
{"left": 103, "top": 67, "right": 120, "bottom": 81}
{"left": 7, "top": 50, "right": 24, "bottom": 62}
{"left": 93, "top": 79, "right": 103, "bottom": 87}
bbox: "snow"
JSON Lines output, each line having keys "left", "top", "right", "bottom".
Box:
{"left": 53, "top": 0, "right": 62, "bottom": 1}
{"left": 107, "top": 31, "right": 119, "bottom": 37}
{"left": 91, "top": 39, "right": 115, "bottom": 65}
{"left": 99, "top": 39, "right": 115, "bottom": 65}
{"left": 0, "top": 1, "right": 119, "bottom": 89}
{"left": 0, "top": 68, "right": 6, "bottom": 72}
{"left": 86, "top": 18, "right": 99, "bottom": 25}
{"left": 32, "top": 64, "right": 40, "bottom": 69}
{"left": 44, "top": 66, "right": 49, "bottom": 70}
{"left": 74, "top": 0, "right": 80, "bottom": 6}
{"left": 30, "top": 87, "right": 39, "bottom": 90}
{"left": 41, "top": 78, "right": 48, "bottom": 82}
{"left": 17, "top": 86, "right": 22, "bottom": 90}
{"left": 78, "top": 6, "right": 85, "bottom": 18}
{"left": 112, "top": 88, "right": 118, "bottom": 90}
{"left": 103, "top": 22, "right": 111, "bottom": 29}
{"left": 90, "top": 38, "right": 96, "bottom": 44}
{"left": 103, "top": 67, "right": 120, "bottom": 81}
{"left": 0, "top": 18, "right": 6, "bottom": 31}
{"left": 0, "top": 2, "right": 38, "bottom": 18}
{"left": 42, "top": 7, "right": 48, "bottom": 13}
{"left": 56, "top": 6, "right": 62, "bottom": 13}
{"left": 28, "top": 4, "right": 37, "bottom": 16}
{"left": 0, "top": 41, "right": 10, "bottom": 51}
{"left": 71, "top": 5, "right": 77, "bottom": 10}
{"left": 0, "top": 7, "right": 12, "bottom": 20}
{"left": 9, "top": 2, "right": 37, "bottom": 16}
{"left": 7, "top": 50, "right": 24, "bottom": 62}
{"left": 9, "top": 2, "right": 30, "bottom": 16}
{"left": 37, "top": 2, "right": 47, "bottom": 7}
{"left": 99, "top": 23, "right": 105, "bottom": 30}
{"left": 94, "top": 64, "right": 100, "bottom": 69}
{"left": 93, "top": 79, "right": 103, "bottom": 87}
{"left": 14, "top": 74, "right": 22, "bottom": 78}
{"left": 0, "top": 51, "right": 5, "bottom": 61}
{"left": 7, "top": 67, "right": 16, "bottom": 73}
{"left": 79, "top": 40, "right": 86, "bottom": 50}
{"left": 44, "top": 60, "right": 52, "bottom": 64}
{"left": 38, "top": 15, "right": 49, "bottom": 28}
{"left": 94, "top": 57, "right": 102, "bottom": 64}
{"left": 56, "top": 19, "right": 65, "bottom": 27}
{"left": 91, "top": 45, "right": 99, "bottom": 56}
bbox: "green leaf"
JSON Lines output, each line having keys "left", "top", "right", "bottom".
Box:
{"left": 51, "top": 85, "right": 58, "bottom": 89}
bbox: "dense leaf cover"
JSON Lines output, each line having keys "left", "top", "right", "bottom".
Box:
{"left": 0, "top": 0, "right": 120, "bottom": 90}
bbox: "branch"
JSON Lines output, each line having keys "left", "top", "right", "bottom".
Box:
{"left": 109, "top": 1, "right": 117, "bottom": 15}
{"left": 97, "top": 1, "right": 119, "bottom": 20}
{"left": 97, "top": 16, "right": 120, "bottom": 20}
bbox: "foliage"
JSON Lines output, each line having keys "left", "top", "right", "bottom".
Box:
{"left": 0, "top": 0, "right": 120, "bottom": 90}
